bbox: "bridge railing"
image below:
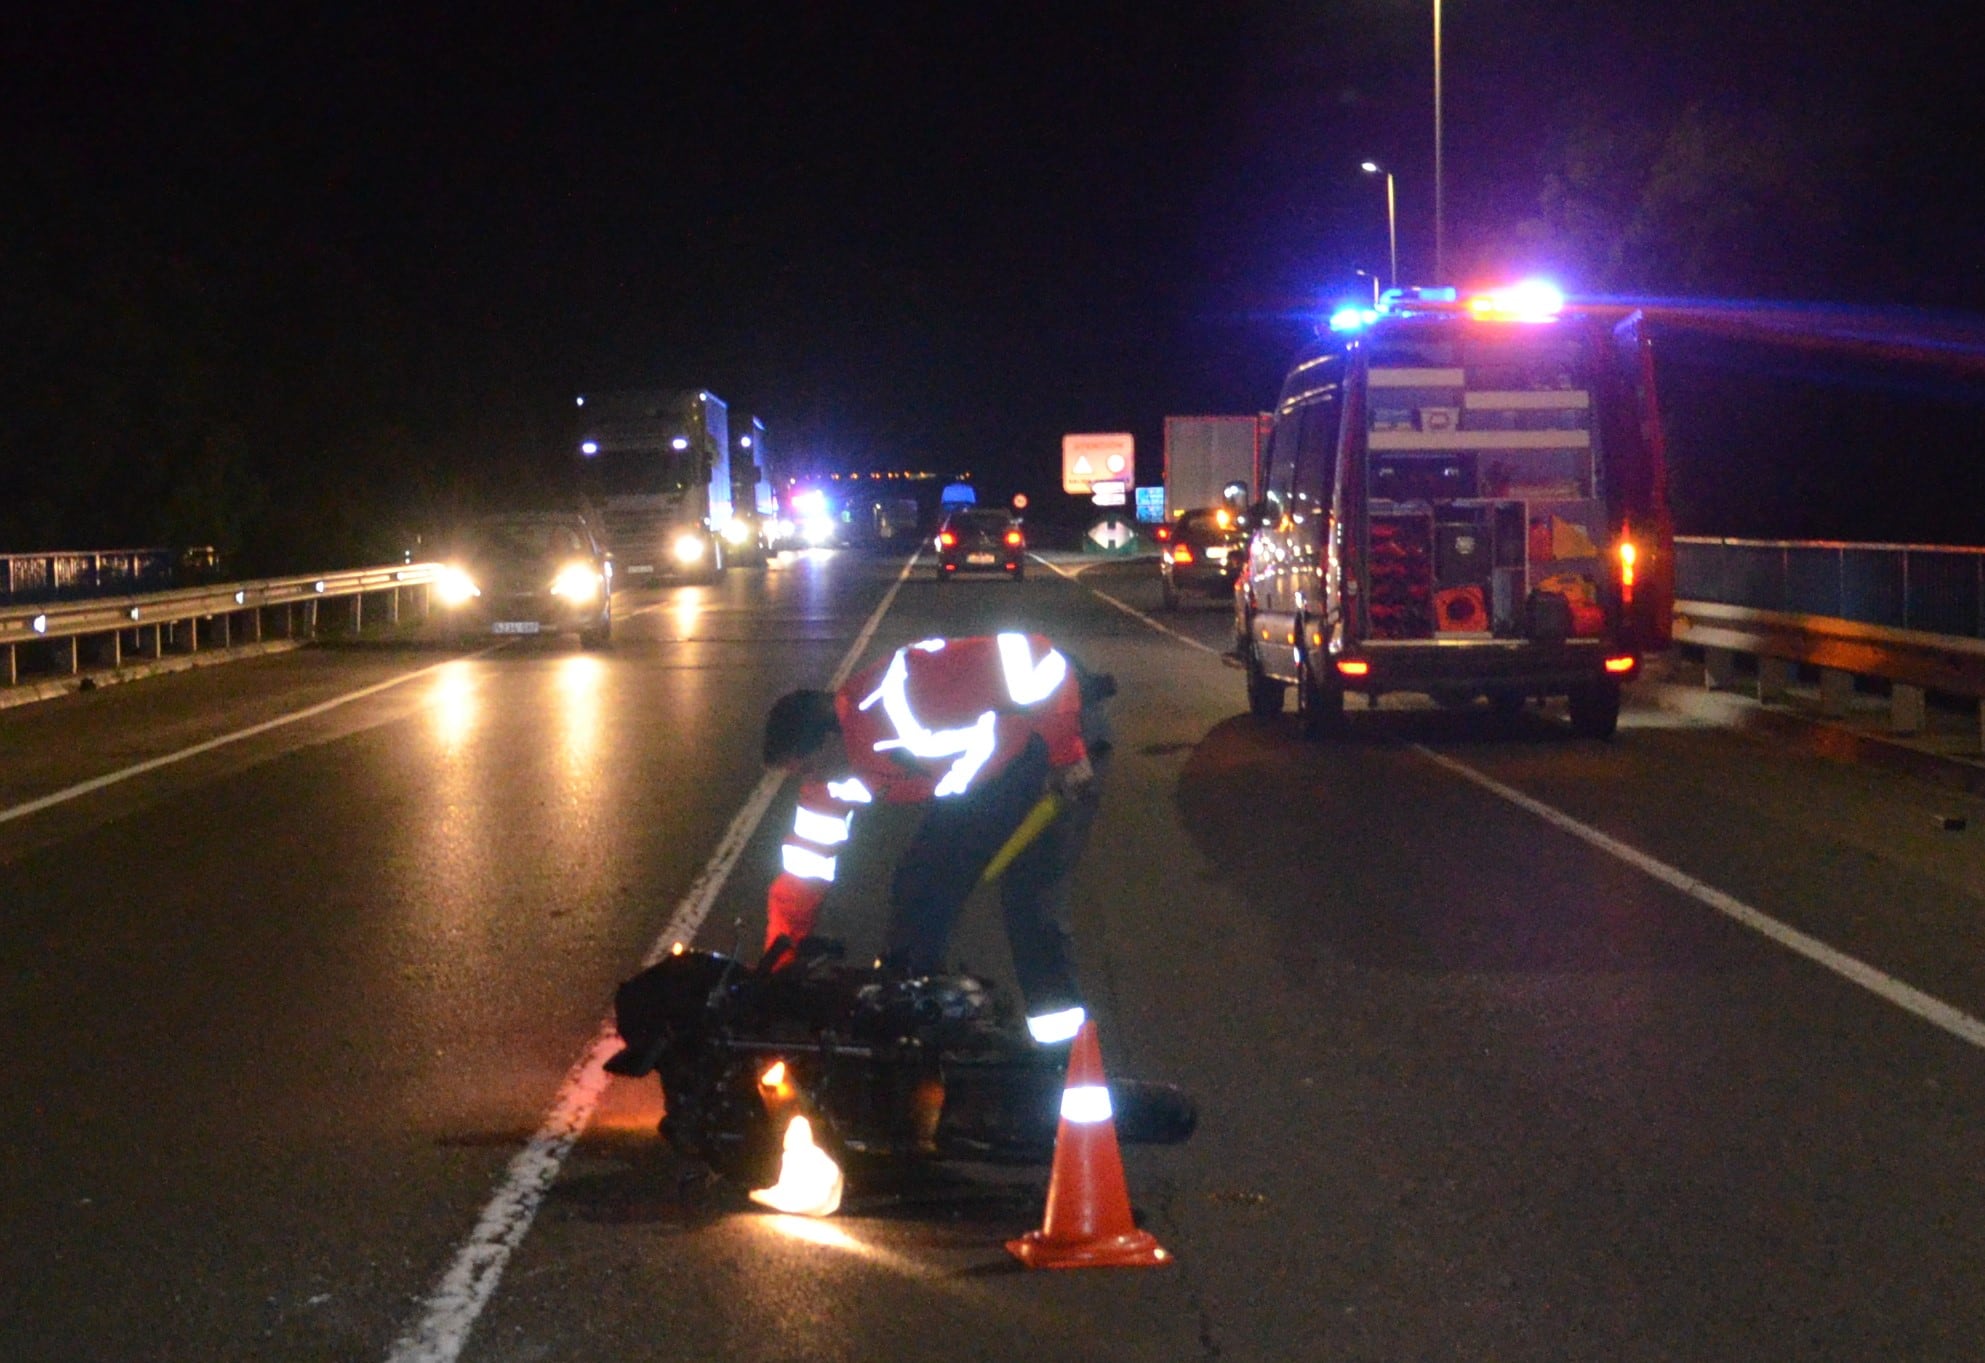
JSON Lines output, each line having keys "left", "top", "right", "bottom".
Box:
{"left": 1674, "top": 536, "right": 1985, "bottom": 744}
{"left": 0, "top": 563, "right": 442, "bottom": 694}
{"left": 1, "top": 548, "right": 196, "bottom": 605}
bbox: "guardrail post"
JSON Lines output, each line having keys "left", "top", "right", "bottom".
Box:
{"left": 5, "top": 643, "right": 14, "bottom": 686}
{"left": 218, "top": 613, "right": 232, "bottom": 649}
{"left": 305, "top": 600, "right": 318, "bottom": 638}
{"left": 61, "top": 635, "right": 78, "bottom": 676}
{"left": 351, "top": 592, "right": 364, "bottom": 635}
{"left": 388, "top": 586, "right": 401, "bottom": 626}
{"left": 1757, "top": 656, "right": 1793, "bottom": 704}
{"left": 107, "top": 628, "right": 122, "bottom": 670}
{"left": 1704, "top": 647, "right": 1739, "bottom": 690}
{"left": 1819, "top": 668, "right": 1854, "bottom": 716}
{"left": 1891, "top": 683, "right": 1926, "bottom": 735}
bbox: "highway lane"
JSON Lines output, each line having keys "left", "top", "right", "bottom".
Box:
{"left": 0, "top": 550, "right": 899, "bottom": 1362}
{"left": 5, "top": 548, "right": 1985, "bottom": 1360}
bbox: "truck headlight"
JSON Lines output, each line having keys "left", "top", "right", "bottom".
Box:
{"left": 550, "top": 563, "right": 601, "bottom": 602}
{"left": 672, "top": 533, "right": 708, "bottom": 564}
{"left": 436, "top": 566, "right": 480, "bottom": 607}
{"left": 720, "top": 517, "right": 752, "bottom": 546}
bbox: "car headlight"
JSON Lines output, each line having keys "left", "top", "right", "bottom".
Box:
{"left": 673, "top": 532, "right": 708, "bottom": 564}
{"left": 801, "top": 516, "right": 835, "bottom": 546}
{"left": 550, "top": 562, "right": 601, "bottom": 602}
{"left": 436, "top": 566, "right": 480, "bottom": 607}
{"left": 720, "top": 517, "right": 752, "bottom": 546}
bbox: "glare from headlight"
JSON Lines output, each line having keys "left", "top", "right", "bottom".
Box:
{"left": 436, "top": 566, "right": 480, "bottom": 606}
{"left": 801, "top": 516, "right": 835, "bottom": 546}
{"left": 672, "top": 533, "right": 708, "bottom": 564}
{"left": 550, "top": 562, "right": 601, "bottom": 602}
{"left": 720, "top": 517, "right": 752, "bottom": 546}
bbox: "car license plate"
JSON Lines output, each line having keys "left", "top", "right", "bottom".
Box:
{"left": 626, "top": 564, "right": 656, "bottom": 575}
{"left": 1206, "top": 545, "right": 1229, "bottom": 562}
{"left": 966, "top": 552, "right": 996, "bottom": 565}
{"left": 492, "top": 621, "right": 541, "bottom": 635}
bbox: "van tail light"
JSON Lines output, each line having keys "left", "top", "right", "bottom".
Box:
{"left": 1336, "top": 659, "right": 1370, "bottom": 677}
{"left": 1617, "top": 535, "right": 1637, "bottom": 604}
{"left": 1604, "top": 655, "right": 1637, "bottom": 675}
{"left": 1004, "top": 530, "right": 1024, "bottom": 547}
{"left": 1170, "top": 543, "right": 1194, "bottom": 565}
{"left": 937, "top": 531, "right": 957, "bottom": 548}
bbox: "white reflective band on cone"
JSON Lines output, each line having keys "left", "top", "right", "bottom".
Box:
{"left": 792, "top": 805, "right": 852, "bottom": 845}
{"left": 1060, "top": 1083, "right": 1113, "bottom": 1125}
{"left": 1026, "top": 1006, "right": 1086, "bottom": 1045}
{"left": 781, "top": 845, "right": 837, "bottom": 882}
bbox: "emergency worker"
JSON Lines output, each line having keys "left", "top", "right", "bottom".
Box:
{"left": 760, "top": 632, "right": 1112, "bottom": 1045}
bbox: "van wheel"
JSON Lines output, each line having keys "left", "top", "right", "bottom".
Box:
{"left": 1297, "top": 658, "right": 1345, "bottom": 739}
{"left": 1244, "top": 642, "right": 1285, "bottom": 719}
{"left": 1568, "top": 678, "right": 1621, "bottom": 739}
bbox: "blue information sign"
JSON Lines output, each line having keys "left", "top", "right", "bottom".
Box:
{"left": 1134, "top": 486, "right": 1166, "bottom": 523}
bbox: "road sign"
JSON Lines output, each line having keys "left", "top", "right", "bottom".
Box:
{"left": 1090, "top": 479, "right": 1126, "bottom": 507}
{"left": 1062, "top": 433, "right": 1134, "bottom": 495}
{"left": 1134, "top": 486, "right": 1166, "bottom": 522}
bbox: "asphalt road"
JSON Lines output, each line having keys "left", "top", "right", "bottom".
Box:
{"left": 4, "top": 547, "right": 1983, "bottom": 1362}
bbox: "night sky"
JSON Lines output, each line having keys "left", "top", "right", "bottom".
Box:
{"left": 4, "top": 2, "right": 1983, "bottom": 565}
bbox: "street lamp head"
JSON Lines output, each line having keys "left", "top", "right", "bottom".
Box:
{"left": 1361, "top": 160, "right": 1382, "bottom": 174}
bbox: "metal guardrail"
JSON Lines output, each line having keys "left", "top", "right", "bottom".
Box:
{"left": 1673, "top": 536, "right": 1985, "bottom": 744}
{"left": 1675, "top": 536, "right": 1985, "bottom": 642}
{"left": 0, "top": 562, "right": 442, "bottom": 690}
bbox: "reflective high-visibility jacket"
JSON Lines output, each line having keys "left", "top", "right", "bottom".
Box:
{"left": 766, "top": 633, "right": 1087, "bottom": 948}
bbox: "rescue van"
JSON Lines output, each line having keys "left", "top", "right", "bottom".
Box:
{"left": 1236, "top": 283, "right": 1674, "bottom": 738}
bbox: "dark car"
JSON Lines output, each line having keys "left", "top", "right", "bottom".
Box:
{"left": 437, "top": 511, "right": 614, "bottom": 647}
{"left": 934, "top": 508, "right": 1026, "bottom": 581}
{"left": 1158, "top": 506, "right": 1247, "bottom": 609}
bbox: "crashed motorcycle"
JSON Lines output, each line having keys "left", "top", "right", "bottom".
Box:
{"left": 604, "top": 938, "right": 1197, "bottom": 1215}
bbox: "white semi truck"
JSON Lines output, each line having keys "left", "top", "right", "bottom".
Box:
{"left": 574, "top": 389, "right": 734, "bottom": 583}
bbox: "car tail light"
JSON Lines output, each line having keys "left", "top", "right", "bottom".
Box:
{"left": 1004, "top": 530, "right": 1024, "bottom": 547}
{"left": 1604, "top": 655, "right": 1637, "bottom": 674}
{"left": 1336, "top": 659, "right": 1370, "bottom": 677}
{"left": 937, "top": 531, "right": 957, "bottom": 548}
{"left": 1170, "top": 544, "right": 1194, "bottom": 565}
{"left": 1153, "top": 524, "right": 1172, "bottom": 542}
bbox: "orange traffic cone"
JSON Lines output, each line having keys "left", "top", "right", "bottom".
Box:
{"left": 1006, "top": 1019, "right": 1171, "bottom": 1269}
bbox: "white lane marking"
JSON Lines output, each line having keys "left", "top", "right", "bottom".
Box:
{"left": 385, "top": 551, "right": 920, "bottom": 1363}
{"left": 1415, "top": 745, "right": 1985, "bottom": 1052}
{"left": 1033, "top": 557, "right": 1221, "bottom": 657}
{"left": 0, "top": 649, "right": 502, "bottom": 828}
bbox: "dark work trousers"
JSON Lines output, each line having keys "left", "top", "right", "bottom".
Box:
{"left": 883, "top": 734, "right": 1092, "bottom": 1015}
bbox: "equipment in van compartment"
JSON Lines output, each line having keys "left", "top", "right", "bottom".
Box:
{"left": 1434, "top": 585, "right": 1488, "bottom": 634}
{"left": 1367, "top": 515, "right": 1433, "bottom": 638}
{"left": 1371, "top": 453, "right": 1475, "bottom": 503}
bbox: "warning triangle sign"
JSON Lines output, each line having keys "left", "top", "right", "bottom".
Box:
{"left": 1072, "top": 455, "right": 1095, "bottom": 476}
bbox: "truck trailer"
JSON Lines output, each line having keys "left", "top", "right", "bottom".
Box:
{"left": 1162, "top": 415, "right": 1263, "bottom": 518}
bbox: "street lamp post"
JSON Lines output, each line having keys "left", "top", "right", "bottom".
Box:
{"left": 1361, "top": 162, "right": 1398, "bottom": 291}
{"left": 1433, "top": 0, "right": 1444, "bottom": 281}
